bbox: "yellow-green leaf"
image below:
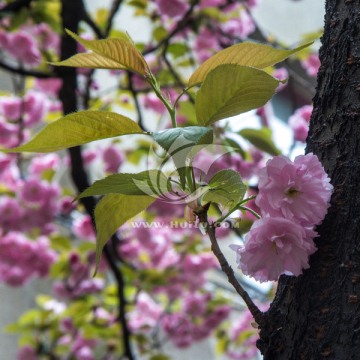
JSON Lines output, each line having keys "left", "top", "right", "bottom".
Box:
{"left": 195, "top": 65, "right": 279, "bottom": 126}
{"left": 4, "top": 111, "right": 143, "bottom": 153}
{"left": 189, "top": 41, "right": 312, "bottom": 87}
{"left": 239, "top": 128, "right": 281, "bottom": 156}
{"left": 76, "top": 170, "right": 169, "bottom": 199}
{"left": 202, "top": 169, "right": 246, "bottom": 209}
{"left": 51, "top": 52, "right": 127, "bottom": 70}
{"left": 65, "top": 29, "right": 149, "bottom": 75}
{"left": 94, "top": 194, "right": 155, "bottom": 272}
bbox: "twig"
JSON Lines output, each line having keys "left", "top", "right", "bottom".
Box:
{"left": 195, "top": 206, "right": 265, "bottom": 327}
{"left": 0, "top": 60, "right": 55, "bottom": 78}
{"left": 127, "top": 72, "right": 146, "bottom": 130}
{"left": 0, "top": 0, "right": 32, "bottom": 15}
{"left": 105, "top": 0, "right": 124, "bottom": 37}
{"left": 82, "top": 12, "right": 104, "bottom": 39}
{"left": 143, "top": 0, "right": 199, "bottom": 55}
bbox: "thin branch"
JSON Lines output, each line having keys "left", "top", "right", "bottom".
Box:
{"left": 105, "top": 0, "right": 123, "bottom": 37}
{"left": 0, "top": 60, "right": 55, "bottom": 78}
{"left": 82, "top": 12, "right": 104, "bottom": 39}
{"left": 0, "top": 0, "right": 32, "bottom": 15}
{"left": 144, "top": 0, "right": 199, "bottom": 55}
{"left": 127, "top": 72, "right": 146, "bottom": 130}
{"left": 195, "top": 206, "right": 265, "bottom": 328}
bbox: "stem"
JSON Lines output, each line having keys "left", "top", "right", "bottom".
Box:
{"left": 147, "top": 72, "right": 177, "bottom": 128}
{"left": 195, "top": 207, "right": 264, "bottom": 327}
{"left": 217, "top": 195, "right": 258, "bottom": 223}
{"left": 238, "top": 206, "right": 261, "bottom": 220}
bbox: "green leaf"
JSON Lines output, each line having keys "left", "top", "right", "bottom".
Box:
{"left": 3, "top": 111, "right": 143, "bottom": 153}
{"left": 150, "top": 355, "right": 171, "bottom": 360}
{"left": 52, "top": 52, "right": 127, "bottom": 70}
{"left": 221, "top": 138, "right": 246, "bottom": 158}
{"left": 202, "top": 169, "right": 246, "bottom": 209}
{"left": 77, "top": 170, "right": 168, "bottom": 199}
{"left": 94, "top": 194, "right": 155, "bottom": 272}
{"left": 195, "top": 65, "right": 279, "bottom": 126}
{"left": 153, "top": 26, "right": 168, "bottom": 42}
{"left": 153, "top": 126, "right": 213, "bottom": 188}
{"left": 239, "top": 128, "right": 281, "bottom": 156}
{"left": 167, "top": 43, "right": 189, "bottom": 58}
{"left": 189, "top": 41, "right": 312, "bottom": 87}
{"left": 63, "top": 29, "right": 149, "bottom": 75}
{"left": 153, "top": 126, "right": 213, "bottom": 153}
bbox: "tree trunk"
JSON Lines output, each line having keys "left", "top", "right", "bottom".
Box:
{"left": 258, "top": 0, "right": 360, "bottom": 359}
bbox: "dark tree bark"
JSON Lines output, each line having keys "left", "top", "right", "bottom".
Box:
{"left": 258, "top": 0, "right": 360, "bottom": 359}
{"left": 58, "top": 1, "right": 135, "bottom": 359}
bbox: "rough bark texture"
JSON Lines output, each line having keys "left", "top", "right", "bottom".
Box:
{"left": 258, "top": 0, "right": 360, "bottom": 359}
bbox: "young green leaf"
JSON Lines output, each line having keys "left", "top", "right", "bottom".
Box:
{"left": 64, "top": 29, "right": 149, "bottom": 75}
{"left": 239, "top": 128, "right": 281, "bottom": 156}
{"left": 94, "top": 194, "right": 155, "bottom": 272}
{"left": 189, "top": 41, "right": 312, "bottom": 87}
{"left": 3, "top": 111, "right": 143, "bottom": 153}
{"left": 77, "top": 170, "right": 168, "bottom": 199}
{"left": 153, "top": 126, "right": 213, "bottom": 153}
{"left": 195, "top": 65, "right": 279, "bottom": 126}
{"left": 51, "top": 52, "right": 127, "bottom": 70}
{"left": 202, "top": 169, "right": 247, "bottom": 209}
{"left": 153, "top": 126, "right": 213, "bottom": 188}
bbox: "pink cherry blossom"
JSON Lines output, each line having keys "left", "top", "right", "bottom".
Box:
{"left": 0, "top": 96, "right": 22, "bottom": 120}
{"left": 273, "top": 67, "right": 289, "bottom": 92}
{"left": 7, "top": 31, "right": 41, "bottom": 65}
{"left": 199, "top": 0, "right": 226, "bottom": 9}
{"left": 245, "top": 0, "right": 261, "bottom": 8}
{"left": 194, "top": 27, "right": 221, "bottom": 63}
{"left": 0, "top": 119, "right": 19, "bottom": 147}
{"left": 35, "top": 78, "right": 62, "bottom": 96}
{"left": 82, "top": 148, "right": 97, "bottom": 165}
{"left": 0, "top": 30, "right": 9, "bottom": 48}
{"left": 142, "top": 93, "right": 166, "bottom": 113}
{"left": 154, "top": 0, "right": 189, "bottom": 18}
{"left": 0, "top": 197, "right": 23, "bottom": 231}
{"left": 29, "top": 153, "right": 61, "bottom": 176}
{"left": 33, "top": 23, "right": 60, "bottom": 53}
{"left": 128, "top": 292, "right": 162, "bottom": 332}
{"left": 256, "top": 154, "right": 333, "bottom": 226}
{"left": 226, "top": 309, "right": 259, "bottom": 360}
{"left": 102, "top": 145, "right": 123, "bottom": 173}
{"left": 231, "top": 217, "right": 318, "bottom": 282}
{"left": 19, "top": 178, "right": 54, "bottom": 205}
{"left": 17, "top": 345, "right": 37, "bottom": 360}
{"left": 0, "top": 232, "right": 56, "bottom": 286}
{"left": 220, "top": 10, "right": 255, "bottom": 39}
{"left": 24, "top": 90, "right": 48, "bottom": 127}
{"left": 289, "top": 105, "right": 313, "bottom": 142}
{"left": 162, "top": 313, "right": 195, "bottom": 348}
{"left": 72, "top": 215, "right": 96, "bottom": 241}
{"left": 301, "top": 53, "right": 320, "bottom": 77}
{"left": 183, "top": 292, "right": 210, "bottom": 317}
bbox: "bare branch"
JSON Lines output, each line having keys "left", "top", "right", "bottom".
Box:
{"left": 0, "top": 60, "right": 55, "bottom": 78}
{"left": 195, "top": 206, "right": 265, "bottom": 328}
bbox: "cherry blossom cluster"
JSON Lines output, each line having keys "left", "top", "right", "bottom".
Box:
{"left": 231, "top": 153, "right": 333, "bottom": 282}
{"left": 53, "top": 251, "right": 105, "bottom": 299}
{"left": 289, "top": 104, "right": 313, "bottom": 142}
{"left": 128, "top": 291, "right": 231, "bottom": 349}
{"left": 0, "top": 232, "right": 56, "bottom": 286}
{"left": 0, "top": 23, "right": 60, "bottom": 66}
{"left": 301, "top": 53, "right": 320, "bottom": 77}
